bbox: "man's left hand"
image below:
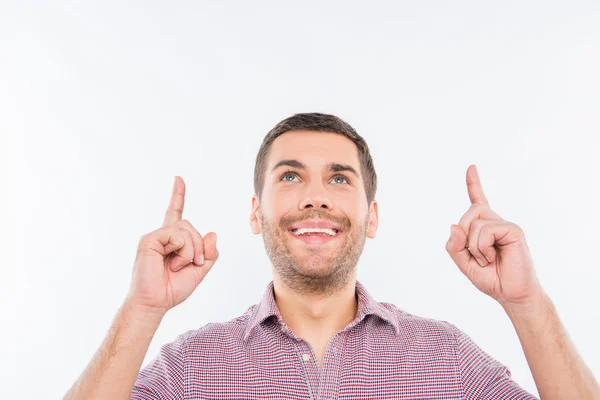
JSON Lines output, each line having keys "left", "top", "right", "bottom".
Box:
{"left": 446, "top": 165, "right": 543, "bottom": 308}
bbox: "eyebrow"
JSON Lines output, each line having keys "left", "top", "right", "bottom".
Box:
{"left": 271, "top": 159, "right": 360, "bottom": 178}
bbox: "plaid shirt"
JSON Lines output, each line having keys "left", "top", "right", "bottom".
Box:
{"left": 132, "top": 280, "right": 537, "bottom": 399}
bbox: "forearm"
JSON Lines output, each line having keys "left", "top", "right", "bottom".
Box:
{"left": 63, "top": 300, "right": 165, "bottom": 400}
{"left": 502, "top": 291, "right": 600, "bottom": 399}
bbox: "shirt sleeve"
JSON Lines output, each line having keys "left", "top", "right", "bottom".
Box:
{"left": 449, "top": 323, "right": 539, "bottom": 399}
{"left": 130, "top": 332, "right": 187, "bottom": 400}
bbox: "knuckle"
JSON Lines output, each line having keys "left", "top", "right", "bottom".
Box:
{"left": 176, "top": 218, "right": 189, "bottom": 227}
{"left": 138, "top": 233, "right": 153, "bottom": 247}
{"left": 479, "top": 224, "right": 489, "bottom": 235}
{"left": 509, "top": 221, "right": 521, "bottom": 231}
{"left": 173, "top": 226, "right": 184, "bottom": 237}
{"left": 474, "top": 219, "right": 487, "bottom": 229}
{"left": 187, "top": 222, "right": 204, "bottom": 240}
{"left": 511, "top": 222, "right": 525, "bottom": 238}
{"left": 172, "top": 230, "right": 183, "bottom": 241}
{"left": 481, "top": 224, "right": 495, "bottom": 234}
{"left": 182, "top": 227, "right": 193, "bottom": 241}
{"left": 179, "top": 219, "right": 201, "bottom": 234}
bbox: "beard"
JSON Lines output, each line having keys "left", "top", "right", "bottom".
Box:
{"left": 259, "top": 208, "right": 369, "bottom": 297}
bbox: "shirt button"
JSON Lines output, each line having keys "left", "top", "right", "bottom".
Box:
{"left": 302, "top": 353, "right": 311, "bottom": 361}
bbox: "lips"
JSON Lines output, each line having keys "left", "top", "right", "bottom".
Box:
{"left": 288, "top": 228, "right": 341, "bottom": 244}
{"left": 288, "top": 219, "right": 342, "bottom": 232}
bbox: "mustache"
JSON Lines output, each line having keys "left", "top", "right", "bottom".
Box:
{"left": 279, "top": 210, "right": 351, "bottom": 231}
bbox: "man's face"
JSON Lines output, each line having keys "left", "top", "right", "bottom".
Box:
{"left": 249, "top": 130, "right": 378, "bottom": 294}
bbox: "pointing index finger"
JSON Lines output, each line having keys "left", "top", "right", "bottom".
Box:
{"left": 466, "top": 165, "right": 489, "bottom": 206}
{"left": 163, "top": 176, "right": 186, "bottom": 226}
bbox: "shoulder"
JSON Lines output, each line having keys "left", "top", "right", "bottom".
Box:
{"left": 379, "top": 301, "right": 460, "bottom": 344}
{"left": 179, "top": 304, "right": 258, "bottom": 348}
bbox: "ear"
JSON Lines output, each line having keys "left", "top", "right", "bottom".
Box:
{"left": 366, "top": 199, "right": 379, "bottom": 239}
{"left": 250, "top": 194, "right": 262, "bottom": 235}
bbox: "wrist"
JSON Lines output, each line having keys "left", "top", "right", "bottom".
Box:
{"left": 122, "top": 297, "right": 167, "bottom": 326}
{"left": 500, "top": 289, "right": 555, "bottom": 328}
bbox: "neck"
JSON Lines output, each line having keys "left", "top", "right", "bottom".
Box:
{"left": 272, "top": 274, "right": 359, "bottom": 338}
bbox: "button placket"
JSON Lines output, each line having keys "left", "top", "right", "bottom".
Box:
{"left": 295, "top": 340, "right": 320, "bottom": 398}
{"left": 317, "top": 333, "right": 344, "bottom": 400}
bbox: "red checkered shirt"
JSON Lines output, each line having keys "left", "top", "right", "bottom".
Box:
{"left": 131, "top": 280, "right": 538, "bottom": 399}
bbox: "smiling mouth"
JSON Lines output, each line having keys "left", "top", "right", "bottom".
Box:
{"left": 288, "top": 228, "right": 341, "bottom": 244}
{"left": 290, "top": 228, "right": 340, "bottom": 236}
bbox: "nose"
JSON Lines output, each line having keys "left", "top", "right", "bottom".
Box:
{"left": 298, "top": 184, "right": 333, "bottom": 211}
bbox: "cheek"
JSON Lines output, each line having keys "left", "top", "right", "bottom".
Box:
{"left": 337, "top": 199, "right": 362, "bottom": 219}
{"left": 268, "top": 192, "right": 298, "bottom": 213}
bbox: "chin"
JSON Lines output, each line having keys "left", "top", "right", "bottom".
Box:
{"left": 296, "top": 257, "right": 337, "bottom": 276}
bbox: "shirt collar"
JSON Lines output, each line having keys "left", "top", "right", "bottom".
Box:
{"left": 242, "top": 280, "right": 400, "bottom": 342}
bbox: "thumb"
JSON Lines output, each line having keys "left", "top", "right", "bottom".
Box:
{"left": 202, "top": 232, "right": 219, "bottom": 262}
{"left": 168, "top": 232, "right": 219, "bottom": 301}
{"left": 446, "top": 224, "right": 472, "bottom": 274}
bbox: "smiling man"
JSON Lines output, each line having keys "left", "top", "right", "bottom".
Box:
{"left": 250, "top": 127, "right": 377, "bottom": 372}
{"left": 65, "top": 113, "right": 599, "bottom": 399}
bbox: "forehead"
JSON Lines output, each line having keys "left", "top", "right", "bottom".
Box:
{"left": 267, "top": 130, "right": 360, "bottom": 170}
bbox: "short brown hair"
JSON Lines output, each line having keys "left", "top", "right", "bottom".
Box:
{"left": 253, "top": 112, "right": 377, "bottom": 204}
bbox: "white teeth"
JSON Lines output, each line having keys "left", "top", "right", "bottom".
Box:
{"left": 292, "top": 228, "right": 338, "bottom": 236}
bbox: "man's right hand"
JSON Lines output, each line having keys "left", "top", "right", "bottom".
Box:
{"left": 126, "top": 176, "right": 219, "bottom": 316}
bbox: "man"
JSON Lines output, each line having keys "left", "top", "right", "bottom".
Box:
{"left": 64, "top": 113, "right": 599, "bottom": 399}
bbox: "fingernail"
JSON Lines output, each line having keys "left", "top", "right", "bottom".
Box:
{"left": 478, "top": 257, "right": 487, "bottom": 267}
{"left": 198, "top": 255, "right": 205, "bottom": 265}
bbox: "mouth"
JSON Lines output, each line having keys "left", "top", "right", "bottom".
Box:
{"left": 288, "top": 227, "right": 341, "bottom": 245}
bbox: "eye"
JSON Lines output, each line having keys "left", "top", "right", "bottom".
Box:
{"left": 280, "top": 171, "right": 300, "bottom": 182}
{"left": 332, "top": 174, "right": 350, "bottom": 184}
{"left": 279, "top": 170, "right": 350, "bottom": 185}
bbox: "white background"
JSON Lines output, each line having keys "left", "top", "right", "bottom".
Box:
{"left": 2, "top": 1, "right": 599, "bottom": 398}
